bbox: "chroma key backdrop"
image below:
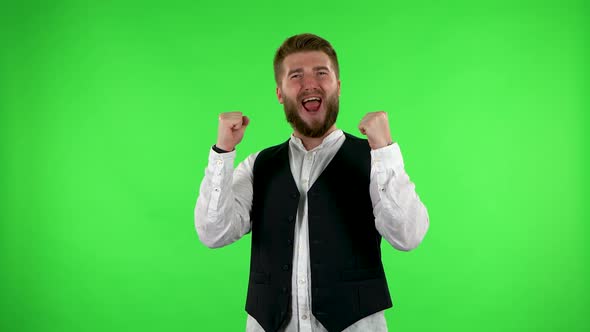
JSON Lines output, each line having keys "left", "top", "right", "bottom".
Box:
{"left": 1, "top": 1, "right": 588, "bottom": 331}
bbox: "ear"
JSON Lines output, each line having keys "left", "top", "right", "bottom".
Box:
{"left": 276, "top": 86, "right": 284, "bottom": 104}
{"left": 337, "top": 79, "right": 341, "bottom": 96}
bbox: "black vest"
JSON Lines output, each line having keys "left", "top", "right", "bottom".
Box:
{"left": 246, "top": 132, "right": 392, "bottom": 332}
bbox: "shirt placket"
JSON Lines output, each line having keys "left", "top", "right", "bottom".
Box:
{"left": 297, "top": 151, "right": 315, "bottom": 331}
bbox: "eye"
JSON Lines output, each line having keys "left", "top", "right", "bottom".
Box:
{"left": 290, "top": 74, "right": 302, "bottom": 79}
{"left": 318, "top": 71, "right": 328, "bottom": 76}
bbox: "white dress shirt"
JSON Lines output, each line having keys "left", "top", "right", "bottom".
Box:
{"left": 195, "top": 129, "right": 429, "bottom": 332}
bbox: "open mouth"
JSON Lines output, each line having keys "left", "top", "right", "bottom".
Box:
{"left": 301, "top": 96, "right": 322, "bottom": 112}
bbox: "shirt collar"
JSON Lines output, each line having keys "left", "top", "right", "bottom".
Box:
{"left": 289, "top": 129, "right": 344, "bottom": 152}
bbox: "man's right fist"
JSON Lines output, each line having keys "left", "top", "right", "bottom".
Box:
{"left": 216, "top": 112, "right": 250, "bottom": 151}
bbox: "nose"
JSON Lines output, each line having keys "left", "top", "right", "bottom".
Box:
{"left": 301, "top": 75, "right": 319, "bottom": 91}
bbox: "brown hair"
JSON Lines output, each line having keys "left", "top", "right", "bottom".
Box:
{"left": 273, "top": 33, "right": 339, "bottom": 85}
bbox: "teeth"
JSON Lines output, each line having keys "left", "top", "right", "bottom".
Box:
{"left": 303, "top": 97, "right": 321, "bottom": 103}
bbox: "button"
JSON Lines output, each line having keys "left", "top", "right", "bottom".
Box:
{"left": 282, "top": 264, "right": 290, "bottom": 271}
{"left": 214, "top": 188, "right": 220, "bottom": 192}
{"left": 281, "top": 287, "right": 288, "bottom": 293}
{"left": 298, "top": 278, "right": 306, "bottom": 284}
{"left": 302, "top": 314, "right": 308, "bottom": 320}
{"left": 290, "top": 193, "right": 298, "bottom": 199}
{"left": 287, "top": 239, "right": 293, "bottom": 245}
{"left": 287, "top": 215, "right": 294, "bottom": 222}
{"left": 216, "top": 159, "right": 223, "bottom": 165}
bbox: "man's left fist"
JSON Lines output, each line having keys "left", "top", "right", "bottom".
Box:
{"left": 358, "top": 111, "right": 393, "bottom": 150}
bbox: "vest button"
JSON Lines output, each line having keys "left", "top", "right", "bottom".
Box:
{"left": 287, "top": 215, "right": 294, "bottom": 222}
{"left": 287, "top": 239, "right": 293, "bottom": 245}
{"left": 282, "top": 264, "right": 290, "bottom": 271}
{"left": 290, "top": 193, "right": 298, "bottom": 199}
{"left": 281, "top": 287, "right": 288, "bottom": 293}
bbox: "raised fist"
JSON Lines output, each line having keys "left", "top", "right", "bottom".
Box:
{"left": 216, "top": 112, "right": 250, "bottom": 151}
{"left": 358, "top": 111, "right": 393, "bottom": 150}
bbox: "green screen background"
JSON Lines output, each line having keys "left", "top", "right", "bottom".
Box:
{"left": 1, "top": 0, "right": 588, "bottom": 331}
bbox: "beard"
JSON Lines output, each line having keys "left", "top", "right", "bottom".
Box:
{"left": 283, "top": 92, "right": 339, "bottom": 138}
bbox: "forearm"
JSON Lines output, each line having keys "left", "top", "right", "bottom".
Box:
{"left": 194, "top": 149, "right": 254, "bottom": 248}
{"left": 370, "top": 143, "right": 429, "bottom": 251}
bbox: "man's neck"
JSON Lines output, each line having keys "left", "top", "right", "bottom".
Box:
{"left": 293, "top": 125, "right": 338, "bottom": 151}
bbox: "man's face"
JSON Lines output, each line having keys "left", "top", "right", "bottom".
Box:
{"left": 276, "top": 51, "right": 341, "bottom": 138}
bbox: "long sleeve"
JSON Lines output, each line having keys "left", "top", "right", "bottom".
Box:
{"left": 194, "top": 148, "right": 258, "bottom": 248}
{"left": 370, "top": 143, "right": 430, "bottom": 251}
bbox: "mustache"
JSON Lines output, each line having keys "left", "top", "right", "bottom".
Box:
{"left": 298, "top": 90, "right": 324, "bottom": 100}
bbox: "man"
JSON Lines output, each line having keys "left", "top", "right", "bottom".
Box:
{"left": 194, "top": 33, "right": 429, "bottom": 332}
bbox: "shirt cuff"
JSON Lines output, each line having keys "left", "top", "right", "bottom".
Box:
{"left": 212, "top": 144, "right": 232, "bottom": 153}
{"left": 209, "top": 146, "right": 237, "bottom": 170}
{"left": 370, "top": 142, "right": 404, "bottom": 171}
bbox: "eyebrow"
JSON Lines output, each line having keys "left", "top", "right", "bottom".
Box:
{"left": 287, "top": 66, "right": 331, "bottom": 76}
